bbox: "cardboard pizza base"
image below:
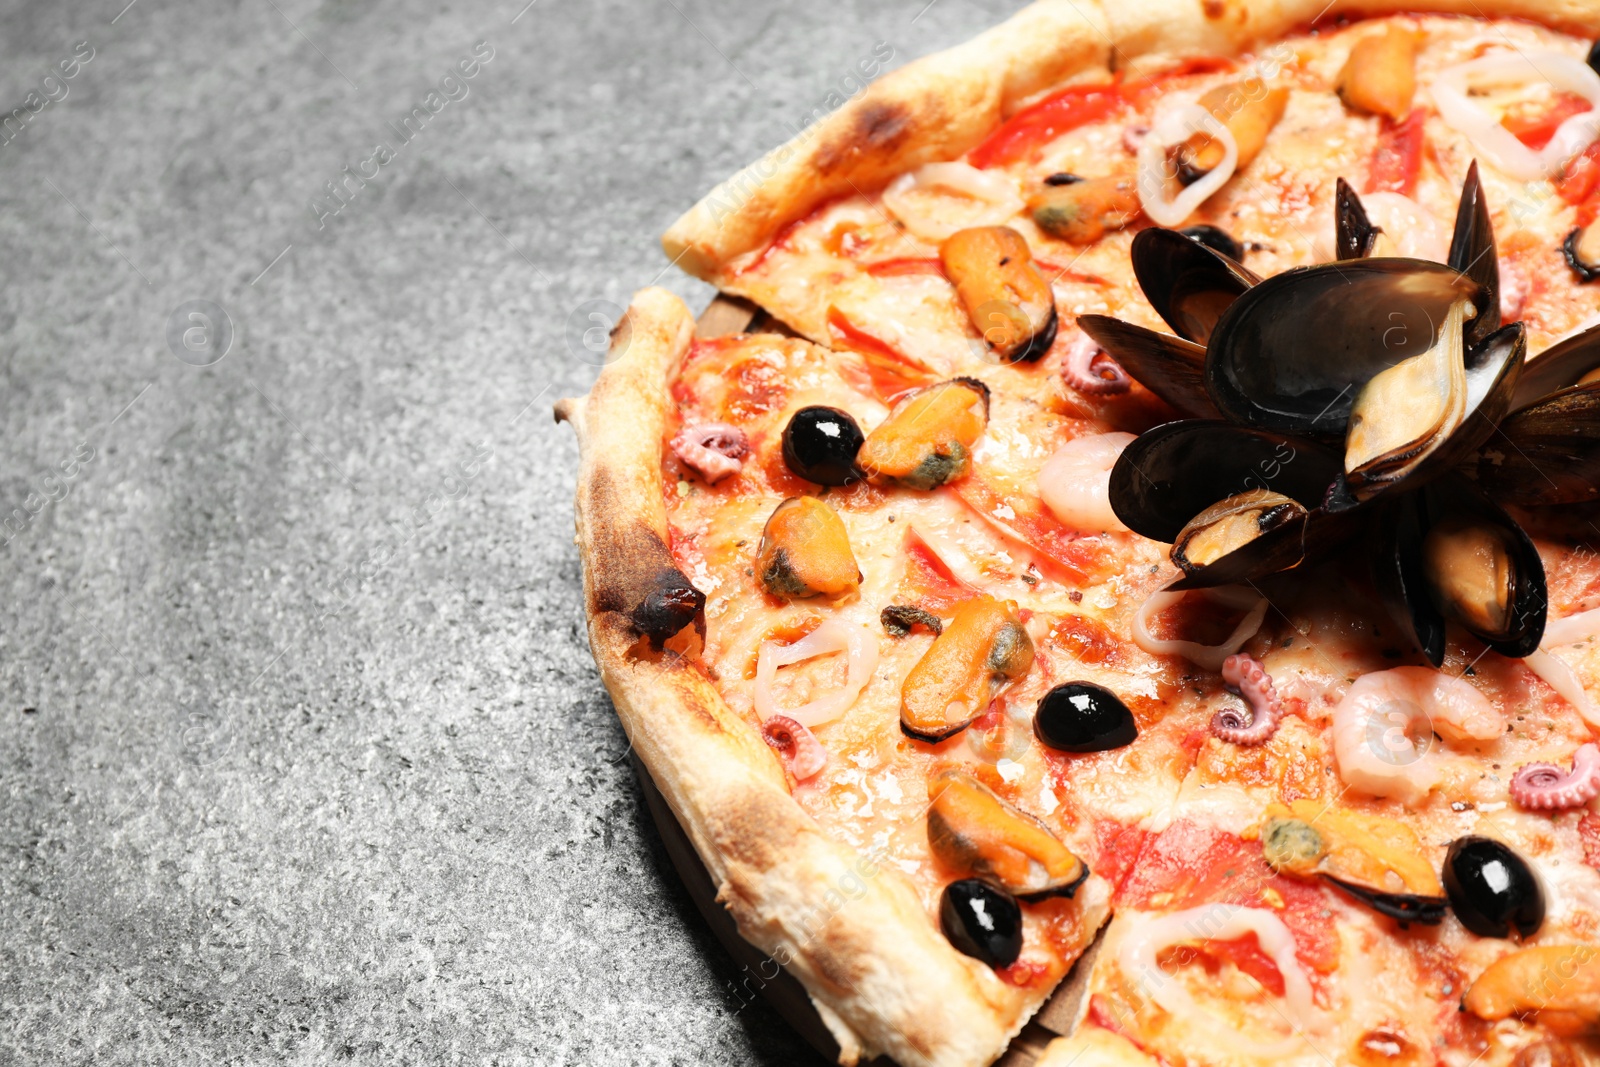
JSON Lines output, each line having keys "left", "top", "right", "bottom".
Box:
{"left": 626, "top": 294, "right": 1102, "bottom": 1067}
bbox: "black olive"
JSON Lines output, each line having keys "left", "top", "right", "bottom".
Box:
{"left": 1588, "top": 39, "right": 1600, "bottom": 77}
{"left": 1034, "top": 682, "right": 1138, "bottom": 752}
{"left": 1444, "top": 836, "right": 1545, "bottom": 939}
{"left": 1043, "top": 172, "right": 1084, "bottom": 186}
{"left": 1178, "top": 224, "right": 1244, "bottom": 263}
{"left": 781, "top": 406, "right": 864, "bottom": 486}
{"left": 939, "top": 879, "right": 1022, "bottom": 968}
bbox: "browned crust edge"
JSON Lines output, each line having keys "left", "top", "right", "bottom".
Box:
{"left": 556, "top": 287, "right": 1110, "bottom": 1067}
{"left": 661, "top": 0, "right": 1600, "bottom": 285}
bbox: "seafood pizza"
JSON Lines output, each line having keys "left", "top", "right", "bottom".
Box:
{"left": 557, "top": 2, "right": 1600, "bottom": 1065}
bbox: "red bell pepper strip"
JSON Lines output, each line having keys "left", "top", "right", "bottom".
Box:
{"left": 968, "top": 84, "right": 1127, "bottom": 170}
{"left": 967, "top": 57, "right": 1234, "bottom": 171}
{"left": 826, "top": 306, "right": 934, "bottom": 400}
{"left": 1364, "top": 108, "right": 1427, "bottom": 196}
{"left": 864, "top": 257, "right": 947, "bottom": 278}
{"left": 896, "top": 528, "right": 981, "bottom": 613}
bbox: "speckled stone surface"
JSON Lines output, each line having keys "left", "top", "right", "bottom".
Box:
{"left": 0, "top": 0, "right": 1028, "bottom": 1064}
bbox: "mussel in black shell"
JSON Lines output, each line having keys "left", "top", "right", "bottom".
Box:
{"left": 1130, "top": 227, "right": 1259, "bottom": 345}
{"left": 1261, "top": 802, "right": 1448, "bottom": 927}
{"left": 1068, "top": 161, "right": 1590, "bottom": 665}
{"left": 1179, "top": 224, "right": 1244, "bottom": 262}
{"left": 1564, "top": 218, "right": 1600, "bottom": 284}
{"left": 1335, "top": 178, "right": 1382, "bottom": 260}
{"left": 1375, "top": 475, "right": 1546, "bottom": 666}
{"left": 1475, "top": 320, "right": 1600, "bottom": 505}
{"left": 1109, "top": 421, "right": 1342, "bottom": 588}
{"left": 1205, "top": 258, "right": 1493, "bottom": 437}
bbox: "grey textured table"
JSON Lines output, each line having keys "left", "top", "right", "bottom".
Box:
{"left": 0, "top": 0, "right": 1026, "bottom": 1063}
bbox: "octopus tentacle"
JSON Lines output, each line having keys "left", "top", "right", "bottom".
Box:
{"left": 1211, "top": 653, "right": 1284, "bottom": 746}
{"left": 1510, "top": 743, "right": 1600, "bottom": 811}
{"left": 762, "top": 714, "right": 827, "bottom": 781}
{"left": 1062, "top": 330, "right": 1131, "bottom": 396}
{"left": 670, "top": 421, "right": 748, "bottom": 483}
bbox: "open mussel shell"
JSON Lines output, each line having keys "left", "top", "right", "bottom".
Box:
{"left": 1109, "top": 421, "right": 1342, "bottom": 588}
{"left": 1335, "top": 178, "right": 1380, "bottom": 261}
{"left": 1326, "top": 321, "right": 1525, "bottom": 511}
{"left": 1447, "top": 162, "right": 1501, "bottom": 351}
{"left": 1206, "top": 259, "right": 1491, "bottom": 437}
{"left": 1130, "top": 227, "right": 1260, "bottom": 345}
{"left": 1472, "top": 320, "right": 1600, "bottom": 505}
{"left": 1076, "top": 315, "right": 1220, "bottom": 419}
{"left": 1378, "top": 475, "right": 1545, "bottom": 666}
{"left": 1111, "top": 422, "right": 1338, "bottom": 541}
{"left": 1334, "top": 165, "right": 1499, "bottom": 344}
{"left": 1374, "top": 495, "right": 1448, "bottom": 666}
{"left": 1475, "top": 386, "right": 1600, "bottom": 505}
{"left": 1507, "top": 319, "right": 1600, "bottom": 410}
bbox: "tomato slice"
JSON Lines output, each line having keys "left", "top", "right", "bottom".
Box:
{"left": 1558, "top": 142, "right": 1600, "bottom": 227}
{"left": 1118, "top": 819, "right": 1340, "bottom": 975}
{"left": 1503, "top": 92, "right": 1593, "bottom": 150}
{"left": 1195, "top": 932, "right": 1286, "bottom": 996}
{"left": 1365, "top": 108, "right": 1427, "bottom": 196}
{"left": 1093, "top": 820, "right": 1151, "bottom": 896}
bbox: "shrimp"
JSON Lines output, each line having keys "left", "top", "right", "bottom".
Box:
{"left": 1331, "top": 666, "right": 1505, "bottom": 805}
{"left": 1037, "top": 432, "right": 1135, "bottom": 533}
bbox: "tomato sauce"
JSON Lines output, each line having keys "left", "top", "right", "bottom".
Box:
{"left": 1118, "top": 820, "right": 1340, "bottom": 975}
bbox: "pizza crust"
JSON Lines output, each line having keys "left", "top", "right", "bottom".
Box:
{"left": 660, "top": 0, "right": 1112, "bottom": 280}
{"left": 556, "top": 288, "right": 1109, "bottom": 1067}
{"left": 662, "top": 0, "right": 1600, "bottom": 293}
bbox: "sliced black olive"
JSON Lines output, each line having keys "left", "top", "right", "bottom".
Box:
{"left": 1588, "top": 39, "right": 1600, "bottom": 78}
{"left": 1034, "top": 682, "right": 1137, "bottom": 753}
{"left": 1563, "top": 225, "right": 1600, "bottom": 284}
{"left": 1444, "top": 836, "right": 1545, "bottom": 939}
{"left": 1178, "top": 224, "right": 1244, "bottom": 263}
{"left": 1322, "top": 875, "right": 1448, "bottom": 927}
{"left": 1043, "top": 172, "right": 1084, "bottom": 186}
{"left": 939, "top": 878, "right": 1022, "bottom": 968}
{"left": 781, "top": 406, "right": 864, "bottom": 486}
